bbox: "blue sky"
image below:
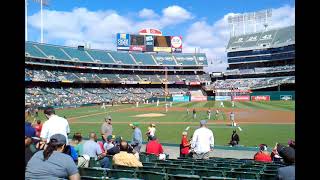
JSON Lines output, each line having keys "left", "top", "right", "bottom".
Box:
{"left": 26, "top": 0, "right": 295, "bottom": 71}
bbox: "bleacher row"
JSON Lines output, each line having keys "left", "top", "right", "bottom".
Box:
{"left": 79, "top": 154, "right": 284, "bottom": 180}
{"left": 25, "top": 69, "right": 211, "bottom": 83}
{"left": 212, "top": 76, "right": 295, "bottom": 89}
{"left": 25, "top": 87, "right": 188, "bottom": 107}
{"left": 26, "top": 41, "right": 208, "bottom": 66}
{"left": 223, "top": 65, "right": 295, "bottom": 76}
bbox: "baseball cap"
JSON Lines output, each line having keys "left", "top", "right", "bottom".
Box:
{"left": 151, "top": 123, "right": 156, "bottom": 127}
{"left": 277, "top": 144, "right": 295, "bottom": 164}
{"left": 115, "top": 136, "right": 123, "bottom": 144}
{"left": 49, "top": 134, "right": 67, "bottom": 145}
{"left": 129, "top": 122, "right": 140, "bottom": 127}
{"left": 107, "top": 135, "right": 115, "bottom": 141}
{"left": 200, "top": 120, "right": 207, "bottom": 125}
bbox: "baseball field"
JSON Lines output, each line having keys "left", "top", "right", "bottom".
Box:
{"left": 33, "top": 100, "right": 295, "bottom": 147}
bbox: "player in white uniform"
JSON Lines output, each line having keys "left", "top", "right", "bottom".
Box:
{"left": 101, "top": 102, "right": 106, "bottom": 109}
{"left": 165, "top": 103, "right": 169, "bottom": 112}
{"left": 156, "top": 99, "right": 159, "bottom": 107}
{"left": 187, "top": 108, "right": 190, "bottom": 115}
{"left": 220, "top": 101, "right": 224, "bottom": 107}
{"left": 230, "top": 112, "right": 235, "bottom": 126}
{"left": 136, "top": 101, "right": 139, "bottom": 107}
{"left": 232, "top": 100, "right": 235, "bottom": 107}
{"left": 170, "top": 102, "right": 173, "bottom": 107}
{"left": 207, "top": 109, "right": 211, "bottom": 120}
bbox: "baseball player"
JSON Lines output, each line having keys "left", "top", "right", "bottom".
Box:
{"left": 230, "top": 112, "right": 235, "bottom": 126}
{"left": 170, "top": 102, "right": 173, "bottom": 107}
{"left": 187, "top": 108, "right": 190, "bottom": 115}
{"left": 165, "top": 103, "right": 168, "bottom": 112}
{"left": 207, "top": 109, "right": 211, "bottom": 120}
{"left": 232, "top": 100, "right": 235, "bottom": 108}
{"left": 193, "top": 108, "right": 196, "bottom": 119}
{"left": 156, "top": 99, "right": 159, "bottom": 107}
{"left": 136, "top": 101, "right": 139, "bottom": 107}
{"left": 101, "top": 102, "right": 106, "bottom": 109}
{"left": 215, "top": 109, "right": 219, "bottom": 120}
{"left": 220, "top": 101, "right": 224, "bottom": 107}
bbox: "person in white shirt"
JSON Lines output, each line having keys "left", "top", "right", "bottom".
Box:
{"left": 191, "top": 120, "right": 214, "bottom": 159}
{"left": 220, "top": 101, "right": 224, "bottom": 107}
{"left": 156, "top": 99, "right": 159, "bottom": 107}
{"left": 40, "top": 107, "right": 70, "bottom": 144}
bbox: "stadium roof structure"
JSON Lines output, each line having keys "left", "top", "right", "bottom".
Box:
{"left": 25, "top": 41, "right": 208, "bottom": 67}
{"left": 226, "top": 25, "right": 295, "bottom": 52}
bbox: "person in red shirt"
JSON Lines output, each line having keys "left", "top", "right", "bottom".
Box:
{"left": 254, "top": 144, "right": 272, "bottom": 162}
{"left": 180, "top": 131, "right": 190, "bottom": 157}
{"left": 33, "top": 120, "right": 42, "bottom": 137}
{"left": 145, "top": 136, "right": 163, "bottom": 156}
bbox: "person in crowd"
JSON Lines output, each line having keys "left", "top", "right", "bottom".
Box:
{"left": 146, "top": 123, "right": 156, "bottom": 140}
{"left": 63, "top": 144, "right": 78, "bottom": 163}
{"left": 129, "top": 122, "right": 143, "bottom": 153}
{"left": 40, "top": 107, "right": 70, "bottom": 144}
{"left": 25, "top": 127, "right": 37, "bottom": 168}
{"left": 271, "top": 143, "right": 282, "bottom": 163}
{"left": 288, "top": 140, "right": 295, "bottom": 149}
{"left": 33, "top": 120, "right": 42, "bottom": 137}
{"left": 82, "top": 132, "right": 110, "bottom": 168}
{"left": 70, "top": 133, "right": 84, "bottom": 156}
{"left": 229, "top": 130, "right": 240, "bottom": 146}
{"left": 104, "top": 135, "right": 115, "bottom": 151}
{"left": 191, "top": 120, "right": 214, "bottom": 159}
{"left": 112, "top": 141, "right": 143, "bottom": 167}
{"left": 277, "top": 143, "right": 295, "bottom": 180}
{"left": 145, "top": 136, "right": 164, "bottom": 156}
{"left": 101, "top": 116, "right": 113, "bottom": 144}
{"left": 25, "top": 134, "right": 80, "bottom": 180}
{"left": 180, "top": 131, "right": 191, "bottom": 157}
{"left": 107, "top": 136, "right": 123, "bottom": 155}
{"left": 254, "top": 144, "right": 272, "bottom": 162}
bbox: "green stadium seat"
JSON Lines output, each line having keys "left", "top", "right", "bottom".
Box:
{"left": 224, "top": 171, "right": 259, "bottom": 179}
{"left": 263, "top": 169, "right": 278, "bottom": 174}
{"left": 80, "top": 176, "right": 107, "bottom": 180}
{"left": 142, "top": 162, "right": 156, "bottom": 167}
{"left": 259, "top": 173, "right": 277, "bottom": 180}
{"left": 202, "top": 176, "right": 237, "bottom": 180}
{"left": 112, "top": 165, "right": 138, "bottom": 171}
{"left": 139, "top": 152, "right": 148, "bottom": 162}
{"left": 166, "top": 168, "right": 194, "bottom": 175}
{"left": 140, "top": 166, "right": 165, "bottom": 173}
{"left": 136, "top": 170, "right": 167, "bottom": 180}
{"left": 193, "top": 169, "right": 224, "bottom": 177}
{"left": 79, "top": 167, "right": 107, "bottom": 177}
{"left": 106, "top": 169, "right": 135, "bottom": 179}
{"left": 89, "top": 158, "right": 102, "bottom": 168}
{"left": 233, "top": 168, "right": 262, "bottom": 173}
{"left": 147, "top": 154, "right": 160, "bottom": 162}
{"left": 168, "top": 174, "right": 200, "bottom": 180}
{"left": 156, "top": 163, "right": 180, "bottom": 168}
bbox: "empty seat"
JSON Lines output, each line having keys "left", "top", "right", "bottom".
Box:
{"left": 193, "top": 169, "right": 224, "bottom": 177}
{"left": 259, "top": 173, "right": 277, "bottom": 180}
{"left": 136, "top": 170, "right": 167, "bottom": 180}
{"left": 166, "top": 168, "right": 194, "bottom": 175}
{"left": 225, "top": 171, "right": 258, "bottom": 179}
{"left": 112, "top": 165, "right": 138, "bottom": 171}
{"left": 168, "top": 174, "right": 200, "bottom": 180}
{"left": 106, "top": 169, "right": 135, "bottom": 179}
{"left": 202, "top": 177, "right": 237, "bottom": 180}
{"left": 79, "top": 167, "right": 107, "bottom": 177}
{"left": 140, "top": 166, "right": 165, "bottom": 173}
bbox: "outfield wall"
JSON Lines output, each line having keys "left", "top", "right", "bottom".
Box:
{"left": 250, "top": 91, "right": 295, "bottom": 100}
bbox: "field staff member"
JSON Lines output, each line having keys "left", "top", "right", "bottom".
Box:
{"left": 40, "top": 107, "right": 70, "bottom": 144}
{"left": 230, "top": 112, "right": 235, "bottom": 126}
{"left": 129, "top": 122, "right": 143, "bottom": 153}
{"left": 101, "top": 116, "right": 113, "bottom": 144}
{"left": 191, "top": 120, "right": 214, "bottom": 159}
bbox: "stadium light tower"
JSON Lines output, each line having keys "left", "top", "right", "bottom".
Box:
{"left": 228, "top": 9, "right": 272, "bottom": 37}
{"left": 33, "top": 0, "right": 49, "bottom": 43}
{"left": 26, "top": 0, "right": 28, "bottom": 41}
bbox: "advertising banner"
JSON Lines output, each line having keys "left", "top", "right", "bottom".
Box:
{"left": 116, "top": 33, "right": 130, "bottom": 50}
{"left": 129, "top": 45, "right": 146, "bottom": 51}
{"left": 215, "top": 96, "right": 232, "bottom": 101}
{"left": 280, "top": 95, "right": 292, "bottom": 101}
{"left": 191, "top": 96, "right": 207, "bottom": 102}
{"left": 145, "top": 35, "right": 154, "bottom": 52}
{"left": 175, "top": 81, "right": 185, "bottom": 84}
{"left": 171, "top": 36, "right": 182, "bottom": 53}
{"left": 173, "top": 95, "right": 190, "bottom": 102}
{"left": 190, "top": 82, "right": 201, "bottom": 85}
{"left": 232, "top": 96, "right": 250, "bottom": 101}
{"left": 125, "top": 81, "right": 138, "bottom": 84}
{"left": 139, "top": 81, "right": 151, "bottom": 84}
{"left": 153, "top": 47, "right": 172, "bottom": 52}
{"left": 251, "top": 95, "right": 270, "bottom": 101}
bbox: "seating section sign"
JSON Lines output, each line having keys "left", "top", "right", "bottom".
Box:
{"left": 232, "top": 96, "right": 250, "bottom": 101}
{"left": 251, "top": 95, "right": 270, "bottom": 101}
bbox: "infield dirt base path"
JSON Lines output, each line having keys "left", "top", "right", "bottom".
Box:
{"left": 69, "top": 106, "right": 294, "bottom": 125}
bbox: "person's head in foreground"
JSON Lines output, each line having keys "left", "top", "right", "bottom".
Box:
{"left": 72, "top": 132, "right": 82, "bottom": 144}
{"left": 277, "top": 144, "right": 295, "bottom": 165}
{"left": 232, "top": 130, "right": 236, "bottom": 134}
{"left": 43, "top": 106, "right": 55, "bottom": 119}
{"left": 120, "top": 141, "right": 129, "bottom": 152}
{"left": 200, "top": 120, "right": 207, "bottom": 127}
{"left": 105, "top": 116, "right": 112, "bottom": 124}
{"left": 259, "top": 144, "right": 268, "bottom": 152}
{"left": 288, "top": 140, "right": 295, "bottom": 149}
{"left": 107, "top": 135, "right": 115, "bottom": 143}
{"left": 89, "top": 132, "right": 98, "bottom": 142}
{"left": 36, "top": 120, "right": 41, "bottom": 125}
{"left": 44, "top": 134, "right": 67, "bottom": 160}
{"left": 182, "top": 131, "right": 188, "bottom": 137}
{"left": 129, "top": 122, "right": 139, "bottom": 129}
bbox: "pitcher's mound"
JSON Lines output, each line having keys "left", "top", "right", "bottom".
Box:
{"left": 132, "top": 113, "right": 166, "bottom": 118}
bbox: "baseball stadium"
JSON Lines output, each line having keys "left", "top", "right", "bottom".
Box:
{"left": 25, "top": 2, "right": 295, "bottom": 180}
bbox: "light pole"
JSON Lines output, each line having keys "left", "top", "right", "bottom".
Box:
{"left": 34, "top": 0, "right": 49, "bottom": 43}
{"left": 26, "top": 0, "right": 28, "bottom": 41}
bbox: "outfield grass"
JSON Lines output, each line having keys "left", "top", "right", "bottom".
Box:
{"left": 30, "top": 101, "right": 295, "bottom": 147}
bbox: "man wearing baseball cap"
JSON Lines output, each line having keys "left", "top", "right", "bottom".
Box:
{"left": 277, "top": 144, "right": 295, "bottom": 180}
{"left": 190, "top": 120, "right": 214, "bottom": 159}
{"left": 103, "top": 135, "right": 115, "bottom": 151}
{"left": 130, "top": 122, "right": 142, "bottom": 153}
{"left": 101, "top": 116, "right": 113, "bottom": 144}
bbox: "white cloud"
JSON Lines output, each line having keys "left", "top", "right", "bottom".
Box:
{"left": 138, "top": 8, "right": 159, "bottom": 19}
{"left": 184, "top": 5, "right": 295, "bottom": 72}
{"left": 28, "top": 6, "right": 192, "bottom": 49}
